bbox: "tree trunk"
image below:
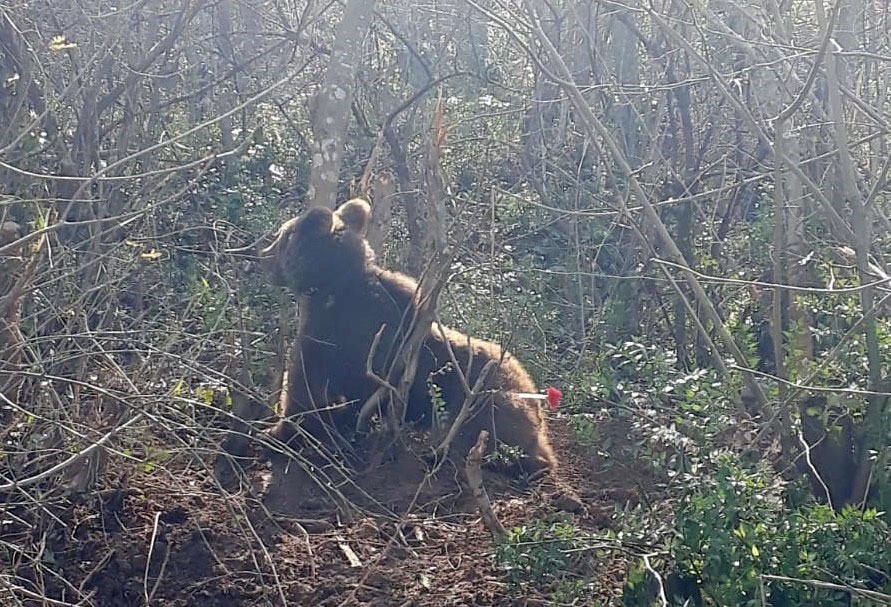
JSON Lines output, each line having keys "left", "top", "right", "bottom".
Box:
{"left": 308, "top": 0, "right": 377, "bottom": 209}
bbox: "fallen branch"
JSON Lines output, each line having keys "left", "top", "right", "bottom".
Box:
{"left": 465, "top": 430, "right": 505, "bottom": 539}
{"left": 336, "top": 535, "right": 363, "bottom": 568}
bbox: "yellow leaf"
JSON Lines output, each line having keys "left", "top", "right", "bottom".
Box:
{"left": 140, "top": 250, "right": 162, "bottom": 260}
{"left": 751, "top": 545, "right": 760, "bottom": 557}
{"left": 49, "top": 35, "right": 77, "bottom": 51}
{"left": 172, "top": 379, "right": 185, "bottom": 396}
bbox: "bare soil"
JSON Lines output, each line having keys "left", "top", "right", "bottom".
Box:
{"left": 7, "top": 415, "right": 658, "bottom": 606}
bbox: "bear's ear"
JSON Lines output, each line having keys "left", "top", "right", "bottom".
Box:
{"left": 334, "top": 198, "right": 371, "bottom": 237}
{"left": 300, "top": 207, "right": 335, "bottom": 236}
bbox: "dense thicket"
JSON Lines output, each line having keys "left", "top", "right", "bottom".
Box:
{"left": 1, "top": 1, "right": 889, "bottom": 605}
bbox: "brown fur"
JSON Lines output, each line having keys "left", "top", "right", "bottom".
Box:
{"left": 261, "top": 199, "right": 557, "bottom": 475}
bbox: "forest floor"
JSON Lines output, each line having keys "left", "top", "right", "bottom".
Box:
{"left": 17, "top": 415, "right": 661, "bottom": 606}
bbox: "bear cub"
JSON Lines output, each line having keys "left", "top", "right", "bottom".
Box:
{"left": 261, "top": 199, "right": 558, "bottom": 477}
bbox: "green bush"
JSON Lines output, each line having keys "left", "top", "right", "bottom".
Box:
{"left": 668, "top": 453, "right": 891, "bottom": 606}
{"left": 493, "top": 519, "right": 593, "bottom": 603}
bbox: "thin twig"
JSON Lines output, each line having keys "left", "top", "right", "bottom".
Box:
{"left": 762, "top": 574, "right": 891, "bottom": 603}
{"left": 0, "top": 414, "right": 144, "bottom": 491}
{"left": 642, "top": 553, "right": 669, "bottom": 607}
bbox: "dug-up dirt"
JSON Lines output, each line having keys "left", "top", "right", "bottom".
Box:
{"left": 5, "top": 415, "right": 655, "bottom": 606}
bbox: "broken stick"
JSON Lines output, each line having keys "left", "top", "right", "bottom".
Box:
{"left": 465, "top": 430, "right": 506, "bottom": 539}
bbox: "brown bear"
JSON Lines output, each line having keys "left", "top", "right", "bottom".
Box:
{"left": 260, "top": 198, "right": 558, "bottom": 477}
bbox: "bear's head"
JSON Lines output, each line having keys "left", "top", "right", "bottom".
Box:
{"left": 261, "top": 198, "right": 374, "bottom": 295}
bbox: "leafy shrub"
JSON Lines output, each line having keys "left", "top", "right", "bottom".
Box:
{"left": 667, "top": 453, "right": 891, "bottom": 606}
{"left": 493, "top": 519, "right": 593, "bottom": 603}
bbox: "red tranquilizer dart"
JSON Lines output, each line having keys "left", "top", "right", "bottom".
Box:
{"left": 513, "top": 386, "right": 562, "bottom": 411}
